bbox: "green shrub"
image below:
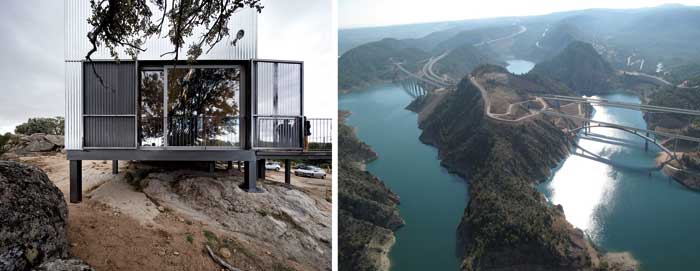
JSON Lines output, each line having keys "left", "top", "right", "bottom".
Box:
{"left": 0, "top": 132, "right": 13, "bottom": 154}
{"left": 14, "top": 117, "right": 64, "bottom": 135}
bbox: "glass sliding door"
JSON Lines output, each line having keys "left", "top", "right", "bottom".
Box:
{"left": 165, "top": 66, "right": 242, "bottom": 148}
{"left": 140, "top": 70, "right": 165, "bottom": 147}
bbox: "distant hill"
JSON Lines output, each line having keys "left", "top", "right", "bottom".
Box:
{"left": 530, "top": 20, "right": 585, "bottom": 61}
{"left": 338, "top": 38, "right": 429, "bottom": 92}
{"left": 434, "top": 25, "right": 522, "bottom": 53}
{"left": 529, "top": 41, "right": 614, "bottom": 94}
{"left": 433, "top": 44, "right": 503, "bottom": 80}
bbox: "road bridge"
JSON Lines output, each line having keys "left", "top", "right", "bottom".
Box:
{"left": 541, "top": 110, "right": 700, "bottom": 161}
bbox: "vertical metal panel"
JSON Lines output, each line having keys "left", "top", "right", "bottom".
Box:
{"left": 64, "top": 1, "right": 257, "bottom": 61}
{"left": 255, "top": 61, "right": 302, "bottom": 116}
{"left": 65, "top": 62, "right": 83, "bottom": 150}
{"left": 84, "top": 117, "right": 136, "bottom": 148}
{"left": 83, "top": 62, "right": 137, "bottom": 148}
{"left": 83, "top": 63, "right": 136, "bottom": 114}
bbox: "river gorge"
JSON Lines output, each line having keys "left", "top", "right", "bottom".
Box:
{"left": 340, "top": 59, "right": 700, "bottom": 270}
{"left": 340, "top": 84, "right": 468, "bottom": 271}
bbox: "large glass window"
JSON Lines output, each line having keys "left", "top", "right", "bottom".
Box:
{"left": 140, "top": 70, "right": 164, "bottom": 147}
{"left": 166, "top": 67, "right": 241, "bottom": 147}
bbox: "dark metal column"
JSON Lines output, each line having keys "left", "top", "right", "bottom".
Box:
{"left": 227, "top": 161, "right": 233, "bottom": 170}
{"left": 257, "top": 159, "right": 266, "bottom": 180}
{"left": 241, "top": 160, "right": 261, "bottom": 193}
{"left": 70, "top": 160, "right": 82, "bottom": 203}
{"left": 209, "top": 162, "right": 216, "bottom": 173}
{"left": 285, "top": 159, "right": 291, "bottom": 185}
{"left": 112, "top": 160, "right": 118, "bottom": 174}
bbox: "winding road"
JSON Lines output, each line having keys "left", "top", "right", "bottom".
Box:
{"left": 474, "top": 25, "right": 527, "bottom": 47}
{"left": 622, "top": 70, "right": 699, "bottom": 89}
{"left": 469, "top": 75, "right": 549, "bottom": 122}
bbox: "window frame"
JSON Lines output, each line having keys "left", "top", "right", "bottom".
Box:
{"left": 138, "top": 64, "right": 245, "bottom": 150}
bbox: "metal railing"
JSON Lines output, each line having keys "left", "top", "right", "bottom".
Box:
{"left": 307, "top": 118, "right": 332, "bottom": 151}
{"left": 140, "top": 115, "right": 240, "bottom": 148}
{"left": 253, "top": 116, "right": 333, "bottom": 151}
{"left": 254, "top": 116, "right": 302, "bottom": 149}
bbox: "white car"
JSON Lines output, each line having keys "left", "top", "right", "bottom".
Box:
{"left": 294, "top": 165, "right": 327, "bottom": 179}
{"left": 265, "top": 162, "right": 281, "bottom": 171}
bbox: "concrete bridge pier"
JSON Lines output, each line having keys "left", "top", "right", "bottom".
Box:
{"left": 645, "top": 132, "right": 649, "bottom": 151}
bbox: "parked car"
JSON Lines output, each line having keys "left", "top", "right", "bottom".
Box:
{"left": 265, "top": 162, "right": 281, "bottom": 171}
{"left": 294, "top": 165, "right": 326, "bottom": 179}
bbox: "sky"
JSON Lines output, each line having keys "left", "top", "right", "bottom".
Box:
{"left": 339, "top": 0, "right": 700, "bottom": 28}
{"left": 0, "top": 0, "right": 335, "bottom": 134}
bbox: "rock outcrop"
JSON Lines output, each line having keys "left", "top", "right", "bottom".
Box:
{"left": 0, "top": 161, "right": 68, "bottom": 270}
{"left": 8, "top": 134, "right": 65, "bottom": 153}
{"left": 127, "top": 168, "right": 332, "bottom": 269}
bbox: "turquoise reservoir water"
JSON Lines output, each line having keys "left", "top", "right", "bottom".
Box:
{"left": 506, "top": 59, "right": 535, "bottom": 74}
{"left": 340, "top": 84, "right": 468, "bottom": 271}
{"left": 539, "top": 93, "right": 700, "bottom": 270}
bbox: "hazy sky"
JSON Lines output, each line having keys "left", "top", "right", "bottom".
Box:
{"left": 0, "top": 0, "right": 335, "bottom": 134}
{"left": 339, "top": 0, "right": 700, "bottom": 28}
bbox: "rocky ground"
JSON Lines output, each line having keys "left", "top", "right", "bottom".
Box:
{"left": 656, "top": 152, "right": 700, "bottom": 192}
{"left": 3, "top": 152, "right": 331, "bottom": 271}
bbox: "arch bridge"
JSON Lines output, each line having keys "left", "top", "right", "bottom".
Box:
{"left": 538, "top": 95, "right": 700, "bottom": 163}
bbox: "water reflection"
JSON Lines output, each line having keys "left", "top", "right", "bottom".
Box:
{"left": 542, "top": 97, "right": 644, "bottom": 242}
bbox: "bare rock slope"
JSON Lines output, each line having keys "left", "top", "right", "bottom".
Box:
{"left": 138, "top": 169, "right": 332, "bottom": 269}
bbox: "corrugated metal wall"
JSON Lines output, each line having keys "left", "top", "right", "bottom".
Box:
{"left": 65, "top": 62, "right": 83, "bottom": 150}
{"left": 83, "top": 62, "right": 137, "bottom": 148}
{"left": 84, "top": 117, "right": 136, "bottom": 148}
{"left": 84, "top": 63, "right": 137, "bottom": 115}
{"left": 64, "top": 1, "right": 258, "bottom": 61}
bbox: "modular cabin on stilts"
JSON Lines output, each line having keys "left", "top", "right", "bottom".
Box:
{"left": 64, "top": 1, "right": 331, "bottom": 203}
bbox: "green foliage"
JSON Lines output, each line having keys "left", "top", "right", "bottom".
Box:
{"left": 86, "top": 0, "right": 263, "bottom": 61}
{"left": 339, "top": 38, "right": 429, "bottom": 91}
{"left": 203, "top": 230, "right": 218, "bottom": 244}
{"left": 0, "top": 132, "right": 12, "bottom": 155}
{"left": 664, "top": 63, "right": 700, "bottom": 86}
{"left": 14, "top": 117, "right": 64, "bottom": 135}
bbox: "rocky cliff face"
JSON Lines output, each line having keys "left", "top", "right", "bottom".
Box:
{"left": 414, "top": 71, "right": 633, "bottom": 270}
{"left": 338, "top": 112, "right": 404, "bottom": 271}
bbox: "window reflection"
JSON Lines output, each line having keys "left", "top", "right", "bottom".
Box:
{"left": 140, "top": 70, "right": 164, "bottom": 146}
{"left": 166, "top": 67, "right": 241, "bottom": 147}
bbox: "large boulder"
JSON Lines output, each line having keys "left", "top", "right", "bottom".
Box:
{"left": 0, "top": 161, "right": 69, "bottom": 270}
{"left": 9, "top": 134, "right": 64, "bottom": 153}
